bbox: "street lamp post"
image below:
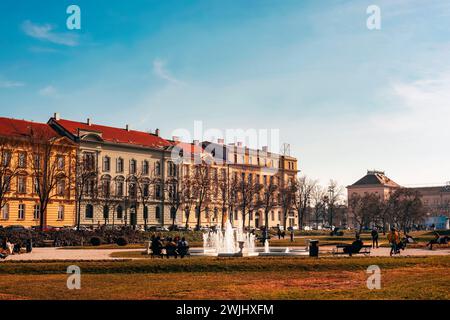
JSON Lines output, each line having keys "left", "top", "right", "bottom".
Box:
{"left": 328, "top": 185, "right": 335, "bottom": 230}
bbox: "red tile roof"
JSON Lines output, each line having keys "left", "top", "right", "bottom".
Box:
{"left": 53, "top": 118, "right": 172, "bottom": 149}
{"left": 0, "top": 117, "right": 58, "bottom": 139}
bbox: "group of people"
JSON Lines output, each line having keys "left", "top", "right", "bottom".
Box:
{"left": 149, "top": 235, "right": 189, "bottom": 259}
{"left": 387, "top": 227, "right": 415, "bottom": 256}
{"left": 0, "top": 237, "right": 33, "bottom": 259}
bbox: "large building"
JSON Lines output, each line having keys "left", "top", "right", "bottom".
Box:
{"left": 347, "top": 170, "right": 450, "bottom": 228}
{"left": 0, "top": 117, "right": 77, "bottom": 228}
{"left": 49, "top": 114, "right": 179, "bottom": 228}
{"left": 0, "top": 114, "right": 299, "bottom": 230}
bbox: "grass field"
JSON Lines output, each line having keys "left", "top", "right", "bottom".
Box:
{"left": 1, "top": 255, "right": 449, "bottom": 300}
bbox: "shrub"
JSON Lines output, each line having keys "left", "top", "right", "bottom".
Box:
{"left": 116, "top": 237, "right": 128, "bottom": 246}
{"left": 90, "top": 236, "right": 102, "bottom": 246}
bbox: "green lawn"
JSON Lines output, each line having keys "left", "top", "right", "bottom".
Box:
{"left": 0, "top": 255, "right": 448, "bottom": 300}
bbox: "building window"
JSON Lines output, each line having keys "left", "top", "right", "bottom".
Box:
{"left": 155, "top": 206, "right": 161, "bottom": 220}
{"left": 33, "top": 177, "right": 40, "bottom": 194}
{"left": 271, "top": 211, "right": 275, "bottom": 221}
{"left": 155, "top": 161, "right": 161, "bottom": 176}
{"left": 85, "top": 204, "right": 94, "bottom": 219}
{"left": 143, "top": 160, "right": 149, "bottom": 175}
{"left": 129, "top": 182, "right": 137, "bottom": 198}
{"left": 116, "top": 181, "right": 124, "bottom": 197}
{"left": 33, "top": 204, "right": 40, "bottom": 220}
{"left": 18, "top": 204, "right": 25, "bottom": 220}
{"left": 103, "top": 205, "right": 109, "bottom": 220}
{"left": 117, "top": 158, "right": 124, "bottom": 173}
{"left": 1, "top": 204, "right": 9, "bottom": 220}
{"left": 57, "top": 179, "right": 65, "bottom": 196}
{"left": 117, "top": 206, "right": 123, "bottom": 219}
{"left": 4, "top": 175, "right": 11, "bottom": 192}
{"left": 130, "top": 159, "right": 137, "bottom": 175}
{"left": 84, "top": 153, "right": 96, "bottom": 171}
{"left": 168, "top": 161, "right": 177, "bottom": 177}
{"left": 2, "top": 151, "right": 11, "bottom": 167}
{"left": 103, "top": 156, "right": 111, "bottom": 172}
{"left": 58, "top": 205, "right": 65, "bottom": 220}
{"left": 278, "top": 211, "right": 281, "bottom": 221}
{"left": 18, "top": 152, "right": 27, "bottom": 168}
{"left": 143, "top": 183, "right": 149, "bottom": 197}
{"left": 143, "top": 206, "right": 148, "bottom": 220}
{"left": 57, "top": 156, "right": 65, "bottom": 170}
{"left": 155, "top": 184, "right": 162, "bottom": 199}
{"left": 33, "top": 154, "right": 41, "bottom": 169}
{"left": 18, "top": 176, "right": 27, "bottom": 194}
{"left": 234, "top": 210, "right": 238, "bottom": 221}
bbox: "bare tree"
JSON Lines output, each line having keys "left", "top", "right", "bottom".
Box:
{"left": 390, "top": 188, "right": 425, "bottom": 233}
{"left": 325, "top": 180, "right": 344, "bottom": 228}
{"left": 237, "top": 173, "right": 261, "bottom": 230}
{"left": 311, "top": 185, "right": 327, "bottom": 228}
{"left": 292, "top": 176, "right": 316, "bottom": 230}
{"left": 348, "top": 193, "right": 381, "bottom": 233}
{"left": 260, "top": 178, "right": 277, "bottom": 240}
{"left": 97, "top": 175, "right": 118, "bottom": 226}
{"left": 217, "top": 167, "right": 230, "bottom": 229}
{"left": 191, "top": 162, "right": 213, "bottom": 230}
{"left": 0, "top": 136, "right": 20, "bottom": 212}
{"left": 74, "top": 153, "right": 98, "bottom": 230}
{"left": 27, "top": 126, "right": 75, "bottom": 230}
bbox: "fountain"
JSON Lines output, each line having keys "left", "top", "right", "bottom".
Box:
{"left": 202, "top": 221, "right": 258, "bottom": 257}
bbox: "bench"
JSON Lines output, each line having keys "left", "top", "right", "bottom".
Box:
{"left": 41, "top": 240, "right": 55, "bottom": 247}
{"left": 332, "top": 244, "right": 371, "bottom": 256}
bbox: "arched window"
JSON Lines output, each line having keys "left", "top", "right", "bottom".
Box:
{"left": 155, "top": 206, "right": 161, "bottom": 220}
{"left": 130, "top": 159, "right": 137, "bottom": 174}
{"left": 85, "top": 204, "right": 94, "bottom": 219}
{"left": 117, "top": 205, "right": 123, "bottom": 219}
{"left": 103, "top": 156, "right": 111, "bottom": 172}
{"left": 155, "top": 161, "right": 161, "bottom": 176}
{"left": 143, "top": 161, "right": 149, "bottom": 175}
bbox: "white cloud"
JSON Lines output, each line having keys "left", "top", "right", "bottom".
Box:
{"left": 22, "top": 20, "right": 78, "bottom": 47}
{"left": 38, "top": 85, "right": 58, "bottom": 98}
{"left": 0, "top": 80, "right": 25, "bottom": 88}
{"left": 152, "top": 59, "right": 183, "bottom": 85}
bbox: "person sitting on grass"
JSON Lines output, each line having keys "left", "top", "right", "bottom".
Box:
{"left": 343, "top": 234, "right": 364, "bottom": 256}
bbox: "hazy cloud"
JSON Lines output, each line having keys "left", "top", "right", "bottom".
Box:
{"left": 152, "top": 59, "right": 183, "bottom": 85}
{"left": 22, "top": 20, "right": 78, "bottom": 46}
{"left": 38, "top": 85, "right": 59, "bottom": 98}
{"left": 0, "top": 80, "right": 25, "bottom": 88}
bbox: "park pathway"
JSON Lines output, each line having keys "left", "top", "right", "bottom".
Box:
{"left": 2, "top": 246, "right": 449, "bottom": 261}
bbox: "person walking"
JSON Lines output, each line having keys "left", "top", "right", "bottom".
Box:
{"left": 387, "top": 227, "right": 400, "bottom": 256}
{"left": 371, "top": 228, "right": 379, "bottom": 249}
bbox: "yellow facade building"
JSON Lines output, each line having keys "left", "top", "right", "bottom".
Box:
{"left": 0, "top": 117, "right": 77, "bottom": 228}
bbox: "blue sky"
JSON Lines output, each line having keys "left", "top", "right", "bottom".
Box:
{"left": 1, "top": 0, "right": 450, "bottom": 188}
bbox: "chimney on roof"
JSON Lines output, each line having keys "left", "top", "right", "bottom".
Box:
{"left": 172, "top": 136, "right": 180, "bottom": 142}
{"left": 53, "top": 112, "right": 60, "bottom": 121}
{"left": 87, "top": 118, "right": 92, "bottom": 126}
{"left": 262, "top": 146, "right": 268, "bottom": 152}
{"left": 237, "top": 142, "right": 243, "bottom": 147}
{"left": 126, "top": 124, "right": 130, "bottom": 131}
{"left": 217, "top": 138, "right": 224, "bottom": 144}
{"left": 155, "top": 128, "right": 160, "bottom": 136}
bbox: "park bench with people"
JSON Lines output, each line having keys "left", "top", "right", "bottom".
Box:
{"left": 332, "top": 244, "right": 372, "bottom": 256}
